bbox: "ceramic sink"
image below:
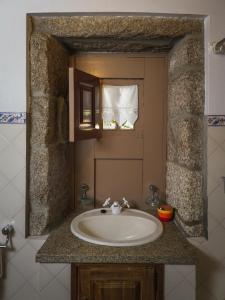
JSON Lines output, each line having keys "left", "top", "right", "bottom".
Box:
{"left": 71, "top": 208, "right": 163, "bottom": 247}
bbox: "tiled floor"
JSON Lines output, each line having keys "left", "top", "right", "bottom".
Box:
{"left": 0, "top": 124, "right": 225, "bottom": 299}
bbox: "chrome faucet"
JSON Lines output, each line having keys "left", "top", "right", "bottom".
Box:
{"left": 102, "top": 197, "right": 130, "bottom": 215}
{"left": 145, "top": 185, "right": 160, "bottom": 213}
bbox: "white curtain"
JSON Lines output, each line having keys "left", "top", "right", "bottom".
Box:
{"left": 102, "top": 85, "right": 138, "bottom": 129}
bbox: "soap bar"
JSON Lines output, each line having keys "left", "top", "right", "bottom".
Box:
{"left": 157, "top": 205, "right": 174, "bottom": 222}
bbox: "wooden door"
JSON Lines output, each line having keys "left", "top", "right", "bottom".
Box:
{"left": 71, "top": 264, "right": 164, "bottom": 300}
{"left": 74, "top": 54, "right": 167, "bottom": 209}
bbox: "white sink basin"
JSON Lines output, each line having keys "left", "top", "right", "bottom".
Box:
{"left": 70, "top": 209, "right": 163, "bottom": 246}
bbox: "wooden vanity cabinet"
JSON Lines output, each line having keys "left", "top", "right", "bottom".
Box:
{"left": 71, "top": 264, "right": 164, "bottom": 300}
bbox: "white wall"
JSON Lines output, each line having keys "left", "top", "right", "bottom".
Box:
{"left": 0, "top": 0, "right": 225, "bottom": 114}
{"left": 0, "top": 1, "right": 225, "bottom": 300}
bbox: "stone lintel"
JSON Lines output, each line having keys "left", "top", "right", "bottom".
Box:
{"left": 32, "top": 15, "right": 203, "bottom": 39}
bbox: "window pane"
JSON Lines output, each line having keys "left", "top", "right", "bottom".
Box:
{"left": 102, "top": 85, "right": 138, "bottom": 130}
{"left": 82, "top": 89, "right": 92, "bottom": 123}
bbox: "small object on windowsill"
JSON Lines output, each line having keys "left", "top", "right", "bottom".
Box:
{"left": 157, "top": 205, "right": 174, "bottom": 222}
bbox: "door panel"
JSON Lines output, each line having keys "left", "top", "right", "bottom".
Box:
{"left": 74, "top": 54, "right": 167, "bottom": 209}
{"left": 75, "top": 264, "right": 157, "bottom": 300}
{"left": 95, "top": 159, "right": 143, "bottom": 207}
{"left": 92, "top": 281, "right": 140, "bottom": 300}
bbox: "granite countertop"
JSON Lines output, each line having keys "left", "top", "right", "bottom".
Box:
{"left": 36, "top": 211, "right": 198, "bottom": 265}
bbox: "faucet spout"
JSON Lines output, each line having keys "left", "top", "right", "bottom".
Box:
{"left": 111, "top": 201, "right": 122, "bottom": 215}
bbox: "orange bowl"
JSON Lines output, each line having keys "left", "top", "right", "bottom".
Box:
{"left": 157, "top": 205, "right": 173, "bottom": 222}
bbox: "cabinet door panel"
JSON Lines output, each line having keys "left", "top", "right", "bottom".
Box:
{"left": 72, "top": 264, "right": 161, "bottom": 300}
{"left": 92, "top": 280, "right": 140, "bottom": 300}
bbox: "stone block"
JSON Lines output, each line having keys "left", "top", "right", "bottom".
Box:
{"left": 29, "top": 210, "right": 50, "bottom": 236}
{"left": 48, "top": 144, "right": 71, "bottom": 209}
{"left": 168, "top": 68, "right": 204, "bottom": 115}
{"left": 170, "top": 117, "right": 204, "bottom": 170}
{"left": 30, "top": 96, "right": 57, "bottom": 145}
{"left": 30, "top": 33, "right": 69, "bottom": 97}
{"left": 29, "top": 145, "right": 49, "bottom": 207}
{"left": 30, "top": 33, "right": 49, "bottom": 95}
{"left": 174, "top": 215, "right": 205, "bottom": 237}
{"left": 166, "top": 162, "right": 204, "bottom": 223}
{"left": 30, "top": 95, "right": 69, "bottom": 146}
{"left": 167, "top": 122, "right": 177, "bottom": 162}
{"left": 169, "top": 34, "right": 204, "bottom": 73}
{"left": 47, "top": 37, "right": 69, "bottom": 97}
{"left": 29, "top": 143, "right": 71, "bottom": 235}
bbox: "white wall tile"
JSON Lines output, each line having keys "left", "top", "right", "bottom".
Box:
{"left": 10, "top": 243, "right": 38, "bottom": 280}
{"left": 202, "top": 224, "right": 225, "bottom": 261}
{"left": 56, "top": 265, "right": 71, "bottom": 290}
{"left": 1, "top": 125, "right": 225, "bottom": 300}
{"left": 174, "top": 265, "right": 195, "bottom": 278}
{"left": 12, "top": 128, "right": 26, "bottom": 158}
{"left": 0, "top": 263, "right": 26, "bottom": 299}
{"left": 11, "top": 167, "right": 26, "bottom": 196}
{"left": 164, "top": 265, "right": 185, "bottom": 295}
{"left": 208, "top": 127, "right": 225, "bottom": 146}
{"left": 208, "top": 212, "right": 220, "bottom": 234}
{"left": 0, "top": 125, "right": 24, "bottom": 142}
{"left": 42, "top": 263, "right": 68, "bottom": 277}
{"left": 13, "top": 207, "right": 25, "bottom": 236}
{"left": 208, "top": 147, "right": 225, "bottom": 187}
{"left": 9, "top": 282, "right": 39, "bottom": 300}
{"left": 0, "top": 184, "right": 24, "bottom": 218}
{"left": 165, "top": 279, "right": 195, "bottom": 300}
{"left": 0, "top": 171, "right": 8, "bottom": 193}
{"left": 0, "top": 132, "right": 10, "bottom": 152}
{"left": 208, "top": 183, "right": 225, "bottom": 223}
{"left": 39, "top": 278, "right": 70, "bottom": 300}
{"left": 38, "top": 264, "right": 55, "bottom": 291}
{"left": 186, "top": 270, "right": 196, "bottom": 287}
{"left": 0, "top": 144, "right": 25, "bottom": 180}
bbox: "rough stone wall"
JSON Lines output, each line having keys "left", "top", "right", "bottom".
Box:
{"left": 167, "top": 34, "right": 207, "bottom": 236}
{"left": 28, "top": 32, "right": 71, "bottom": 235}
{"left": 27, "top": 15, "right": 206, "bottom": 237}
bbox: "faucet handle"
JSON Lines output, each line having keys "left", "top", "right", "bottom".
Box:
{"left": 103, "top": 197, "right": 111, "bottom": 207}
{"left": 122, "top": 197, "right": 130, "bottom": 208}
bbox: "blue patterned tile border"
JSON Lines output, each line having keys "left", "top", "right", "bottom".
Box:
{"left": 208, "top": 115, "right": 225, "bottom": 126}
{"left": 0, "top": 112, "right": 26, "bottom": 124}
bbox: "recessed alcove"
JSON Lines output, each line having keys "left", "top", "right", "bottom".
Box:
{"left": 26, "top": 14, "right": 206, "bottom": 237}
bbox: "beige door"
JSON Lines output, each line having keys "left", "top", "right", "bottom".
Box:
{"left": 74, "top": 54, "right": 167, "bottom": 209}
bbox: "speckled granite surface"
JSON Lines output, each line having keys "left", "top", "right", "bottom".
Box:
{"left": 28, "top": 14, "right": 205, "bottom": 237}
{"left": 36, "top": 212, "right": 198, "bottom": 265}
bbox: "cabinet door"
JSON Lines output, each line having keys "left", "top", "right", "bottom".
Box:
{"left": 71, "top": 264, "right": 164, "bottom": 300}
